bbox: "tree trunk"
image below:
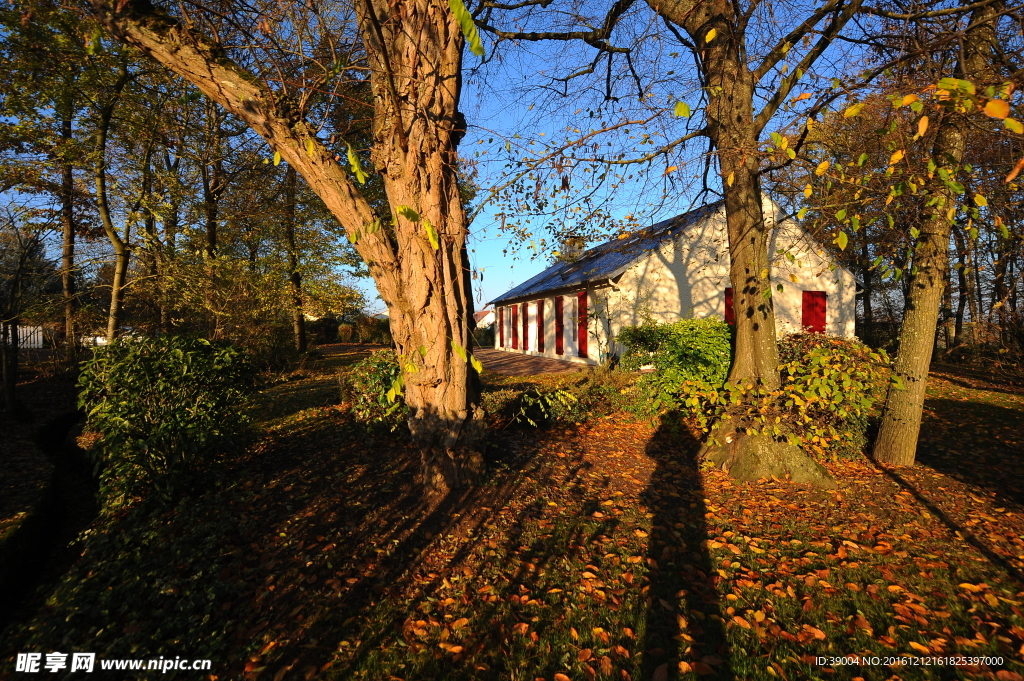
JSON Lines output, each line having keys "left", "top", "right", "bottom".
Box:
{"left": 358, "top": 0, "right": 484, "bottom": 491}
{"left": 283, "top": 166, "right": 307, "bottom": 353}
{"left": 93, "top": 66, "right": 131, "bottom": 344}
{"left": 91, "top": 0, "right": 485, "bottom": 493}
{"left": 873, "top": 1, "right": 1001, "bottom": 466}
{"left": 649, "top": 0, "right": 837, "bottom": 486}
{"left": 200, "top": 111, "right": 225, "bottom": 339}
{"left": 860, "top": 238, "right": 874, "bottom": 339}
{"left": 1, "top": 321, "right": 19, "bottom": 415}
{"left": 952, "top": 221, "right": 969, "bottom": 346}
{"left": 59, "top": 113, "right": 77, "bottom": 355}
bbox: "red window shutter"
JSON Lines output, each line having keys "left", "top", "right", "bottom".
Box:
{"left": 536, "top": 300, "right": 544, "bottom": 352}
{"left": 577, "top": 290, "right": 588, "bottom": 358}
{"left": 498, "top": 306, "right": 505, "bottom": 347}
{"left": 511, "top": 304, "right": 519, "bottom": 349}
{"left": 802, "top": 290, "right": 827, "bottom": 333}
{"left": 725, "top": 288, "right": 735, "bottom": 326}
{"left": 554, "top": 296, "right": 564, "bottom": 355}
{"left": 522, "top": 303, "right": 529, "bottom": 351}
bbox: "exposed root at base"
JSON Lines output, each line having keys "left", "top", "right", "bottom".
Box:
{"left": 701, "top": 431, "right": 836, "bottom": 488}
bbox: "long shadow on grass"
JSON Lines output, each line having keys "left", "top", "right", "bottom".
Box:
{"left": 640, "top": 419, "right": 734, "bottom": 680}
{"left": 913, "top": 397, "right": 1024, "bottom": 510}
{"left": 873, "top": 463, "right": 1024, "bottom": 587}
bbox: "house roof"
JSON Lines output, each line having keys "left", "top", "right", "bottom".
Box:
{"left": 473, "top": 309, "right": 493, "bottom": 323}
{"left": 488, "top": 201, "right": 725, "bottom": 305}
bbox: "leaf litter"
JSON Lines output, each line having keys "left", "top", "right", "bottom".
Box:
{"left": 1, "top": 352, "right": 1022, "bottom": 681}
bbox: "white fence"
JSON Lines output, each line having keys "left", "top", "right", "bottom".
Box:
{"left": 0, "top": 325, "right": 45, "bottom": 348}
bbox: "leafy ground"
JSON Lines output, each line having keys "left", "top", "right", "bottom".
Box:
{"left": 1, "top": 346, "right": 1023, "bottom": 680}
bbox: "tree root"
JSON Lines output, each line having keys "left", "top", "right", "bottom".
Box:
{"left": 702, "top": 431, "right": 836, "bottom": 488}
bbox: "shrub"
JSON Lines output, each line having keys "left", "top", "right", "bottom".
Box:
{"left": 339, "top": 349, "right": 406, "bottom": 431}
{"left": 680, "top": 334, "right": 889, "bottom": 461}
{"left": 617, "top": 318, "right": 732, "bottom": 418}
{"left": 776, "top": 333, "right": 890, "bottom": 459}
{"left": 78, "top": 336, "right": 256, "bottom": 507}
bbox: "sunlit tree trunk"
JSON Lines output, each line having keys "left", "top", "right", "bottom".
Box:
{"left": 94, "top": 65, "right": 131, "bottom": 343}
{"left": 91, "top": 0, "right": 484, "bottom": 493}
{"left": 873, "top": 0, "right": 1002, "bottom": 466}
{"left": 648, "top": 0, "right": 853, "bottom": 486}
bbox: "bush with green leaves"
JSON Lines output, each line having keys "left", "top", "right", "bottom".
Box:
{"left": 78, "top": 336, "right": 256, "bottom": 507}
{"left": 339, "top": 349, "right": 406, "bottom": 431}
{"left": 680, "top": 334, "right": 890, "bottom": 460}
{"left": 617, "top": 318, "right": 732, "bottom": 417}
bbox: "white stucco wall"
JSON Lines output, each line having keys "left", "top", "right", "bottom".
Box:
{"left": 494, "top": 199, "right": 857, "bottom": 364}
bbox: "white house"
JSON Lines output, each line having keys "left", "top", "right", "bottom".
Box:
{"left": 488, "top": 197, "right": 857, "bottom": 365}
{"left": 473, "top": 307, "right": 495, "bottom": 328}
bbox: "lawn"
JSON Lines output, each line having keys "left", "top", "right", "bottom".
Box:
{"left": 1, "top": 347, "right": 1022, "bottom": 681}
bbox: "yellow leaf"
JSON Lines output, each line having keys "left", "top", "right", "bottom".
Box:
{"left": 305, "top": 138, "right": 315, "bottom": 157}
{"left": 889, "top": 149, "right": 905, "bottom": 165}
{"left": 726, "top": 171, "right": 735, "bottom": 186}
{"left": 1005, "top": 118, "right": 1023, "bottom": 134}
{"left": 663, "top": 165, "right": 678, "bottom": 175}
{"left": 273, "top": 150, "right": 281, "bottom": 166}
{"left": 916, "top": 116, "right": 929, "bottom": 138}
{"left": 706, "top": 28, "right": 718, "bottom": 42}
{"left": 901, "top": 94, "right": 919, "bottom": 107}
{"left": 815, "top": 161, "right": 830, "bottom": 176}
{"left": 984, "top": 99, "right": 1010, "bottom": 119}
{"left": 959, "top": 583, "right": 983, "bottom": 592}
{"left": 803, "top": 184, "right": 813, "bottom": 198}
{"left": 794, "top": 92, "right": 812, "bottom": 101}
{"left": 843, "top": 102, "right": 865, "bottom": 118}
{"left": 909, "top": 641, "right": 931, "bottom": 654}
{"left": 789, "top": 273, "right": 798, "bottom": 283}
{"left": 975, "top": 193, "right": 988, "bottom": 207}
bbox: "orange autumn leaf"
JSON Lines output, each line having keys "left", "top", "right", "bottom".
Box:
{"left": 984, "top": 99, "right": 1010, "bottom": 119}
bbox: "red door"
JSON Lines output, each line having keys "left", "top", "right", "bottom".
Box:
{"left": 499, "top": 306, "right": 505, "bottom": 347}
{"left": 725, "top": 288, "right": 735, "bottom": 326}
{"left": 554, "top": 296, "right": 564, "bottom": 355}
{"left": 522, "top": 303, "right": 529, "bottom": 351}
{"left": 511, "top": 304, "right": 519, "bottom": 349}
{"left": 536, "top": 300, "right": 544, "bottom": 352}
{"left": 577, "top": 291, "right": 588, "bottom": 358}
{"left": 802, "top": 291, "right": 826, "bottom": 333}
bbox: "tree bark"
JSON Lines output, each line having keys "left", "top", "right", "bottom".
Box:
{"left": 1, "top": 321, "right": 19, "bottom": 415}
{"left": 59, "top": 112, "right": 77, "bottom": 355}
{"left": 952, "top": 221, "right": 969, "bottom": 346}
{"left": 90, "top": 0, "right": 484, "bottom": 492}
{"left": 872, "top": 0, "right": 1002, "bottom": 466}
{"left": 283, "top": 166, "right": 307, "bottom": 353}
{"left": 94, "top": 65, "right": 132, "bottom": 344}
{"left": 647, "top": 0, "right": 850, "bottom": 486}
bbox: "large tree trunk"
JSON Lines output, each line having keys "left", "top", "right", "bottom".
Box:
{"left": 283, "top": 166, "right": 307, "bottom": 353}
{"left": 873, "top": 1, "right": 1001, "bottom": 465}
{"left": 91, "top": 0, "right": 484, "bottom": 493}
{"left": 358, "top": 0, "right": 483, "bottom": 491}
{"left": 648, "top": 0, "right": 838, "bottom": 486}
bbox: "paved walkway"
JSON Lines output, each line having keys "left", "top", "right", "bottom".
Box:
{"left": 475, "top": 348, "right": 584, "bottom": 376}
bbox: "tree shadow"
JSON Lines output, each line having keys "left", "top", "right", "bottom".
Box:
{"left": 639, "top": 418, "right": 733, "bottom": 680}
{"left": 915, "top": 397, "right": 1024, "bottom": 509}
